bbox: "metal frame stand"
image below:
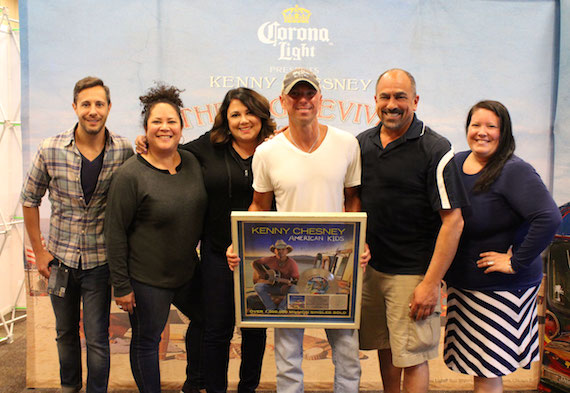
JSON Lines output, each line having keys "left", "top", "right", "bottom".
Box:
{"left": 0, "top": 279, "right": 26, "bottom": 344}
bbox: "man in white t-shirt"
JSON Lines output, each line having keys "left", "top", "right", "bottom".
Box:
{"left": 229, "top": 68, "right": 370, "bottom": 393}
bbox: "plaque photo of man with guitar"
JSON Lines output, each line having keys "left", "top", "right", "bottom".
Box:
{"left": 231, "top": 215, "right": 366, "bottom": 328}
{"left": 252, "top": 240, "right": 300, "bottom": 311}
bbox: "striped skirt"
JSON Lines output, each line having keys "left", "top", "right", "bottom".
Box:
{"left": 444, "top": 285, "right": 540, "bottom": 377}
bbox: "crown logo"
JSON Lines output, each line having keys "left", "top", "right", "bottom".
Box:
{"left": 282, "top": 5, "right": 311, "bottom": 24}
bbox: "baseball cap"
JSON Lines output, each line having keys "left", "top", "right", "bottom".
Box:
{"left": 282, "top": 68, "right": 320, "bottom": 94}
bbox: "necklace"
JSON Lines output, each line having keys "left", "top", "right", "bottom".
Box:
{"left": 289, "top": 128, "right": 320, "bottom": 153}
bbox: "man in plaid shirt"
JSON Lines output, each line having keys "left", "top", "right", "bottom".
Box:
{"left": 21, "top": 77, "right": 133, "bottom": 393}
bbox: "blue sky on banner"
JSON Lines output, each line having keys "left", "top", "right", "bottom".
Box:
{"left": 21, "top": 0, "right": 558, "bottom": 191}
{"left": 554, "top": 0, "right": 570, "bottom": 204}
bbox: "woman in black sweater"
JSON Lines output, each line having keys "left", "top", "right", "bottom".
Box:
{"left": 139, "top": 87, "right": 275, "bottom": 393}
{"left": 106, "top": 84, "right": 207, "bottom": 393}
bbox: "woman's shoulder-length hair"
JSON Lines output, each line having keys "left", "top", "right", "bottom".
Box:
{"left": 210, "top": 87, "right": 276, "bottom": 145}
{"left": 466, "top": 100, "right": 516, "bottom": 192}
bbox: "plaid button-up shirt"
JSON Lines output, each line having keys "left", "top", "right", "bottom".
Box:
{"left": 21, "top": 126, "right": 133, "bottom": 269}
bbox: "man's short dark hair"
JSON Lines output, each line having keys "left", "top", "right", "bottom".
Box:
{"left": 376, "top": 68, "right": 417, "bottom": 96}
{"left": 73, "top": 76, "right": 111, "bottom": 104}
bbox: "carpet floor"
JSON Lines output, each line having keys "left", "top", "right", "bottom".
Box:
{"left": 0, "top": 311, "right": 540, "bottom": 393}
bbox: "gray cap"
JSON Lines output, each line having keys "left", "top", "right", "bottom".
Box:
{"left": 282, "top": 68, "right": 320, "bottom": 94}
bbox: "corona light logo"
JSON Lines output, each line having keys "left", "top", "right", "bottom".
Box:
{"left": 257, "top": 5, "right": 332, "bottom": 61}
{"left": 282, "top": 5, "right": 311, "bottom": 24}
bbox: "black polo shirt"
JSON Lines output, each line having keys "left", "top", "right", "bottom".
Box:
{"left": 357, "top": 115, "right": 468, "bottom": 275}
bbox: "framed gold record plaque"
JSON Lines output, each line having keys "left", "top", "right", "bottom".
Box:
{"left": 230, "top": 212, "right": 367, "bottom": 329}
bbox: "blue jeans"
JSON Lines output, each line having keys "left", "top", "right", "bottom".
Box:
{"left": 254, "top": 283, "right": 298, "bottom": 310}
{"left": 50, "top": 263, "right": 111, "bottom": 393}
{"left": 129, "top": 278, "right": 200, "bottom": 393}
{"left": 274, "top": 328, "right": 361, "bottom": 393}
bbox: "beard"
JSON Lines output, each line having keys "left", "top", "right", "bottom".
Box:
{"left": 79, "top": 117, "right": 106, "bottom": 135}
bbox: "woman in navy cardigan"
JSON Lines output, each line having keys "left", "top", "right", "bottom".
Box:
{"left": 444, "top": 100, "right": 561, "bottom": 393}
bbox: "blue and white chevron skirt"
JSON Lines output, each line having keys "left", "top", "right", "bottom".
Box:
{"left": 444, "top": 285, "right": 540, "bottom": 377}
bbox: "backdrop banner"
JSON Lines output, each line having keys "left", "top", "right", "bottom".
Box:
{"left": 20, "top": 0, "right": 561, "bottom": 390}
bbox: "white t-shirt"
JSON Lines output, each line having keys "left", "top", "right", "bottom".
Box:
{"left": 252, "top": 125, "right": 361, "bottom": 213}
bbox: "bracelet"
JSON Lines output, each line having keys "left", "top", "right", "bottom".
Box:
{"left": 508, "top": 262, "right": 515, "bottom": 274}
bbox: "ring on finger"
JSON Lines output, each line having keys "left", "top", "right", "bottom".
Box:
{"left": 487, "top": 261, "right": 495, "bottom": 266}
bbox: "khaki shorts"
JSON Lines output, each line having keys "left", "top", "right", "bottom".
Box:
{"left": 359, "top": 267, "right": 441, "bottom": 368}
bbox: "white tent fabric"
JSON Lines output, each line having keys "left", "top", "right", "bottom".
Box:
{"left": 0, "top": 5, "right": 24, "bottom": 343}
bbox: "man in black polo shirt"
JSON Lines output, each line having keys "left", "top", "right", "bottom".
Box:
{"left": 357, "top": 69, "right": 468, "bottom": 393}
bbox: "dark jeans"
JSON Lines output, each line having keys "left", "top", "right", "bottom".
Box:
{"left": 129, "top": 277, "right": 201, "bottom": 393}
{"left": 181, "top": 319, "right": 204, "bottom": 392}
{"left": 193, "top": 241, "right": 266, "bottom": 393}
{"left": 182, "top": 270, "right": 204, "bottom": 392}
{"left": 50, "top": 263, "right": 111, "bottom": 393}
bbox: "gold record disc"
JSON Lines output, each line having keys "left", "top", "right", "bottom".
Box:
{"left": 297, "top": 268, "right": 338, "bottom": 294}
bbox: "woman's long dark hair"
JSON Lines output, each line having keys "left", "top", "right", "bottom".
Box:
{"left": 466, "top": 100, "right": 516, "bottom": 193}
{"left": 210, "top": 88, "right": 276, "bottom": 145}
